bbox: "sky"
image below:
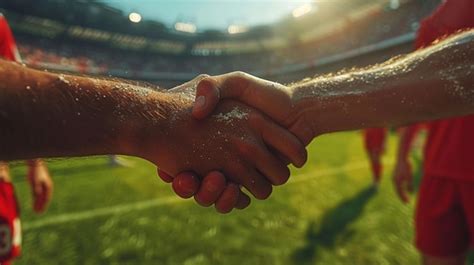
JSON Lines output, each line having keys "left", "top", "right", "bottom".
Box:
{"left": 100, "top": 0, "right": 313, "bottom": 31}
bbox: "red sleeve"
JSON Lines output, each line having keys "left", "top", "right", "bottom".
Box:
{"left": 416, "top": 0, "right": 474, "bottom": 49}
{"left": 0, "top": 15, "right": 21, "bottom": 62}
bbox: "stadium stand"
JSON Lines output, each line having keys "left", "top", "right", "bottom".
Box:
{"left": 2, "top": 0, "right": 441, "bottom": 86}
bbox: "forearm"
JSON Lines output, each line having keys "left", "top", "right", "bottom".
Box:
{"left": 0, "top": 60, "right": 176, "bottom": 161}
{"left": 291, "top": 30, "right": 474, "bottom": 136}
{"left": 396, "top": 126, "right": 419, "bottom": 162}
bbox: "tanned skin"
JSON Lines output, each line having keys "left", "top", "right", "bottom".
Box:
{"left": 167, "top": 29, "right": 474, "bottom": 213}
{"left": 392, "top": 126, "right": 420, "bottom": 204}
{"left": 0, "top": 60, "right": 308, "bottom": 210}
{"left": 1, "top": 30, "right": 472, "bottom": 214}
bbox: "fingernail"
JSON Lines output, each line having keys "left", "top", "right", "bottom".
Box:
{"left": 194, "top": 96, "right": 206, "bottom": 111}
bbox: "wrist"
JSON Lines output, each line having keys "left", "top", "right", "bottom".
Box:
{"left": 290, "top": 78, "right": 360, "bottom": 137}
{"left": 290, "top": 72, "right": 397, "bottom": 135}
{"left": 119, "top": 91, "right": 189, "bottom": 161}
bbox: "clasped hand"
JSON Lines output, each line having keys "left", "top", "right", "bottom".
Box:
{"left": 152, "top": 72, "right": 315, "bottom": 213}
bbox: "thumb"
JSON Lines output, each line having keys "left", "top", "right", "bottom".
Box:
{"left": 192, "top": 78, "right": 221, "bottom": 120}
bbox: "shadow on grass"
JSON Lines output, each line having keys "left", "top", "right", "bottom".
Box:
{"left": 467, "top": 251, "right": 474, "bottom": 264}
{"left": 292, "top": 186, "right": 377, "bottom": 265}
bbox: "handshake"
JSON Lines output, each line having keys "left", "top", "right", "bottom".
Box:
{"left": 127, "top": 27, "right": 474, "bottom": 214}
{"left": 1, "top": 30, "right": 471, "bottom": 213}
{"left": 146, "top": 72, "right": 317, "bottom": 214}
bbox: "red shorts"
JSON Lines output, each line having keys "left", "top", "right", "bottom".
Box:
{"left": 0, "top": 181, "right": 21, "bottom": 264}
{"left": 415, "top": 176, "right": 474, "bottom": 257}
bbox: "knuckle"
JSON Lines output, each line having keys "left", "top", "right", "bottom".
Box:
{"left": 196, "top": 74, "right": 211, "bottom": 81}
{"left": 229, "top": 71, "right": 250, "bottom": 88}
{"left": 232, "top": 71, "right": 247, "bottom": 79}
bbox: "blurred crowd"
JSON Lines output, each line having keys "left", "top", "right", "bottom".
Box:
{"left": 15, "top": 0, "right": 437, "bottom": 77}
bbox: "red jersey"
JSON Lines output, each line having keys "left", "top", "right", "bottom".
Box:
{"left": 0, "top": 182, "right": 21, "bottom": 263}
{"left": 0, "top": 14, "right": 21, "bottom": 62}
{"left": 0, "top": 15, "right": 22, "bottom": 263}
{"left": 416, "top": 0, "right": 474, "bottom": 181}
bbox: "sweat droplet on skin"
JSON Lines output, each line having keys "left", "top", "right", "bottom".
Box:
{"left": 214, "top": 107, "right": 249, "bottom": 124}
{"left": 58, "top": 74, "right": 70, "bottom": 84}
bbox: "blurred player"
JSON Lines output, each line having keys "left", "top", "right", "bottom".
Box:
{"left": 363, "top": 128, "right": 387, "bottom": 185}
{"left": 392, "top": 0, "right": 474, "bottom": 264}
{"left": 0, "top": 13, "right": 54, "bottom": 265}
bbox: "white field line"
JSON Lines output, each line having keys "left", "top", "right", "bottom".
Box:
{"left": 23, "top": 160, "right": 379, "bottom": 231}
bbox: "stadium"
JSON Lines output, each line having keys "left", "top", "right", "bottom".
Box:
{"left": 0, "top": 0, "right": 473, "bottom": 264}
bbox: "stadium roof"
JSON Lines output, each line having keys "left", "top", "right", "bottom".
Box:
{"left": 1, "top": 0, "right": 411, "bottom": 55}
{"left": 99, "top": 0, "right": 313, "bottom": 31}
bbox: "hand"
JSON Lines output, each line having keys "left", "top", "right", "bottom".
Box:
{"left": 134, "top": 88, "right": 307, "bottom": 203}
{"left": 191, "top": 72, "right": 315, "bottom": 145}
{"left": 158, "top": 170, "right": 250, "bottom": 213}
{"left": 27, "top": 159, "right": 53, "bottom": 213}
{"left": 367, "top": 152, "right": 382, "bottom": 185}
{"left": 392, "top": 158, "right": 413, "bottom": 204}
{"left": 159, "top": 73, "right": 313, "bottom": 213}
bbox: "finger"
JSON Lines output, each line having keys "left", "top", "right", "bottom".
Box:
{"left": 235, "top": 191, "right": 251, "bottom": 209}
{"left": 192, "top": 72, "right": 270, "bottom": 119}
{"left": 34, "top": 181, "right": 42, "bottom": 196}
{"left": 169, "top": 74, "right": 210, "bottom": 93}
{"left": 256, "top": 114, "right": 307, "bottom": 168}
{"left": 407, "top": 178, "right": 414, "bottom": 192}
{"left": 215, "top": 183, "right": 240, "bottom": 214}
{"left": 236, "top": 137, "right": 290, "bottom": 186}
{"left": 34, "top": 183, "right": 46, "bottom": 213}
{"left": 228, "top": 165, "right": 272, "bottom": 200}
{"left": 43, "top": 180, "right": 53, "bottom": 206}
{"left": 194, "top": 171, "right": 227, "bottom": 207}
{"left": 34, "top": 199, "right": 43, "bottom": 213}
{"left": 407, "top": 171, "right": 414, "bottom": 192}
{"left": 157, "top": 169, "right": 174, "bottom": 183}
{"left": 192, "top": 77, "right": 221, "bottom": 119}
{"left": 394, "top": 176, "right": 409, "bottom": 203}
{"left": 172, "top": 172, "right": 200, "bottom": 199}
{"left": 254, "top": 146, "right": 291, "bottom": 186}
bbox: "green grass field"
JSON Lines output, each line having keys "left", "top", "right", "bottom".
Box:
{"left": 6, "top": 131, "right": 461, "bottom": 265}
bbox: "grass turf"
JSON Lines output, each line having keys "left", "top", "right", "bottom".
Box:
{"left": 6, "top": 131, "right": 460, "bottom": 265}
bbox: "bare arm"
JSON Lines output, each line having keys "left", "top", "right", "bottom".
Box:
{"left": 171, "top": 29, "right": 473, "bottom": 212}
{"left": 0, "top": 59, "right": 175, "bottom": 160}
{"left": 192, "top": 29, "right": 474, "bottom": 144}
{"left": 392, "top": 126, "right": 421, "bottom": 203}
{"left": 0, "top": 60, "right": 307, "bottom": 204}
{"left": 290, "top": 29, "right": 474, "bottom": 136}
